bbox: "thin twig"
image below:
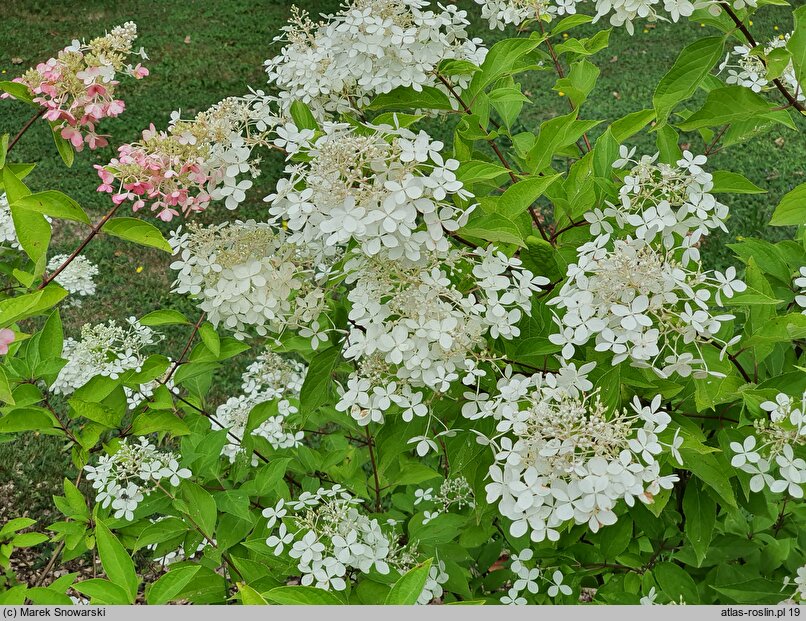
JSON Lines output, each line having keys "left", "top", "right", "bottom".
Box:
{"left": 365, "top": 426, "right": 382, "bottom": 513}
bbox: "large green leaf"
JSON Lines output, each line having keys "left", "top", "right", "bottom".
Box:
{"left": 682, "top": 479, "right": 716, "bottom": 566}
{"left": 95, "top": 520, "right": 139, "bottom": 603}
{"left": 769, "top": 182, "right": 806, "bottom": 226}
{"left": 653, "top": 37, "right": 724, "bottom": 126}
{"left": 385, "top": 560, "right": 433, "bottom": 605}
{"left": 12, "top": 191, "right": 90, "bottom": 224}
{"left": 102, "top": 217, "right": 173, "bottom": 252}
{"left": 263, "top": 586, "right": 343, "bottom": 605}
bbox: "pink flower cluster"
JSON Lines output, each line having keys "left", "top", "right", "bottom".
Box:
{"left": 96, "top": 93, "right": 279, "bottom": 221}
{"left": 2, "top": 22, "right": 147, "bottom": 151}
{"left": 95, "top": 125, "right": 211, "bottom": 222}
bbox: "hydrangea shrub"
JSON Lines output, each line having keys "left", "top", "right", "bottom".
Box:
{"left": 0, "top": 1, "right": 805, "bottom": 606}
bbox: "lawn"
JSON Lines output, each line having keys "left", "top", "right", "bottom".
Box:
{"left": 0, "top": 0, "right": 804, "bottom": 580}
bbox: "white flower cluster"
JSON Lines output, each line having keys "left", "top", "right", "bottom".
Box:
{"left": 169, "top": 221, "right": 334, "bottom": 340}
{"left": 719, "top": 35, "right": 805, "bottom": 103}
{"left": 84, "top": 437, "right": 191, "bottom": 521}
{"left": 266, "top": 122, "right": 475, "bottom": 263}
{"left": 47, "top": 254, "right": 99, "bottom": 298}
{"left": 419, "top": 560, "right": 450, "bottom": 605}
{"left": 785, "top": 566, "right": 806, "bottom": 604}
{"left": 52, "top": 317, "right": 160, "bottom": 395}
{"left": 599, "top": 148, "right": 730, "bottom": 247}
{"left": 729, "top": 391, "right": 806, "bottom": 498}
{"left": 336, "top": 247, "right": 548, "bottom": 426}
{"left": 500, "top": 550, "right": 572, "bottom": 605}
{"left": 262, "top": 486, "right": 397, "bottom": 591}
{"left": 472, "top": 366, "right": 681, "bottom": 541}
{"left": 0, "top": 193, "right": 19, "bottom": 249}
{"left": 264, "top": 1, "right": 486, "bottom": 117}
{"left": 212, "top": 352, "right": 307, "bottom": 462}
{"left": 550, "top": 150, "right": 744, "bottom": 379}
{"left": 414, "top": 476, "right": 475, "bottom": 523}
{"left": 794, "top": 267, "right": 806, "bottom": 314}
{"left": 474, "top": 0, "right": 723, "bottom": 35}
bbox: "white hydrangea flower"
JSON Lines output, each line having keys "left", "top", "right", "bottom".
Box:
{"left": 730, "top": 391, "right": 806, "bottom": 498}
{"left": 266, "top": 486, "right": 422, "bottom": 592}
{"left": 335, "top": 246, "right": 548, "bottom": 425}
{"left": 265, "top": 1, "right": 486, "bottom": 118}
{"left": 212, "top": 352, "right": 307, "bottom": 463}
{"left": 476, "top": 368, "right": 682, "bottom": 541}
{"left": 168, "top": 220, "right": 336, "bottom": 341}
{"left": 793, "top": 266, "right": 806, "bottom": 314}
{"left": 52, "top": 317, "right": 160, "bottom": 395}
{"left": 47, "top": 254, "right": 99, "bottom": 297}
{"left": 0, "top": 193, "right": 20, "bottom": 249}
{"left": 718, "top": 34, "right": 805, "bottom": 104}
{"left": 84, "top": 437, "right": 191, "bottom": 522}
{"left": 265, "top": 122, "right": 475, "bottom": 263}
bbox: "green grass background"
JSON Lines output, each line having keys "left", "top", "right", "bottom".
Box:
{"left": 0, "top": 0, "right": 804, "bottom": 574}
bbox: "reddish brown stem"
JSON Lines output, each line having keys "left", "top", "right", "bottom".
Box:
{"left": 39, "top": 203, "right": 121, "bottom": 289}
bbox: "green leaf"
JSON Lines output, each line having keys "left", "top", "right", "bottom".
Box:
{"left": 131, "top": 411, "right": 190, "bottom": 436}
{"left": 769, "top": 182, "right": 806, "bottom": 226}
{"left": 263, "top": 586, "right": 343, "bottom": 605}
{"left": 69, "top": 399, "right": 122, "bottom": 428}
{"left": 460, "top": 210, "right": 528, "bottom": 247}
{"left": 787, "top": 5, "right": 806, "bottom": 91}
{"left": 237, "top": 582, "right": 268, "bottom": 605}
{"left": 102, "top": 217, "right": 173, "bottom": 252}
{"left": 0, "top": 285, "right": 67, "bottom": 327}
{"left": 146, "top": 566, "right": 202, "bottom": 605}
{"left": 0, "top": 408, "right": 56, "bottom": 433}
{"left": 653, "top": 36, "right": 724, "bottom": 127}
{"left": 455, "top": 160, "right": 510, "bottom": 185}
{"left": 11, "top": 206, "right": 50, "bottom": 266}
{"left": 2, "top": 165, "right": 31, "bottom": 204}
{"left": 676, "top": 86, "right": 793, "bottom": 131}
{"left": 139, "top": 309, "right": 190, "bottom": 327}
{"left": 552, "top": 59, "right": 600, "bottom": 107}
{"left": 683, "top": 451, "right": 737, "bottom": 508}
{"left": 38, "top": 309, "right": 64, "bottom": 362}
{"left": 199, "top": 322, "right": 220, "bottom": 357}
{"left": 368, "top": 86, "right": 453, "bottom": 111}
{"left": 95, "top": 520, "right": 139, "bottom": 603}
{"left": 609, "top": 109, "right": 655, "bottom": 142}
{"left": 466, "top": 38, "right": 542, "bottom": 100}
{"left": 498, "top": 175, "right": 561, "bottom": 219}
{"left": 51, "top": 124, "right": 74, "bottom": 167}
{"left": 12, "top": 191, "right": 90, "bottom": 224}
{"left": 654, "top": 562, "right": 699, "bottom": 603}
{"left": 299, "top": 347, "right": 341, "bottom": 420}
{"left": 0, "top": 367, "right": 16, "bottom": 405}
{"left": 0, "top": 134, "right": 7, "bottom": 169}
{"left": 724, "top": 286, "right": 783, "bottom": 306}
{"left": 179, "top": 481, "right": 217, "bottom": 539}
{"left": 0, "top": 517, "right": 36, "bottom": 538}
{"left": 710, "top": 171, "right": 765, "bottom": 194}
{"left": 289, "top": 100, "right": 319, "bottom": 131}
{"left": 0, "top": 81, "right": 34, "bottom": 104}
{"left": 385, "top": 560, "right": 432, "bottom": 605}
{"left": 682, "top": 479, "right": 716, "bottom": 566}
{"left": 73, "top": 579, "right": 130, "bottom": 605}
{"left": 727, "top": 238, "right": 791, "bottom": 284}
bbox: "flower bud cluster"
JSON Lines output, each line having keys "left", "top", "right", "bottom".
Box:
{"left": 550, "top": 150, "right": 744, "bottom": 380}
{"left": 265, "top": 121, "right": 475, "bottom": 263}
{"left": 414, "top": 476, "right": 475, "bottom": 524}
{"left": 96, "top": 91, "right": 280, "bottom": 221}
{"left": 264, "top": 1, "right": 486, "bottom": 118}
{"left": 336, "top": 247, "right": 548, "bottom": 425}
{"left": 84, "top": 437, "right": 191, "bottom": 521}
{"left": 212, "top": 352, "right": 307, "bottom": 463}
{"left": 3, "top": 22, "right": 148, "bottom": 151}
{"left": 729, "top": 391, "right": 806, "bottom": 498}
{"left": 52, "top": 317, "right": 160, "bottom": 395}
{"left": 719, "top": 34, "right": 805, "bottom": 103}
{"left": 472, "top": 367, "right": 681, "bottom": 541}
{"left": 168, "top": 220, "right": 334, "bottom": 340}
